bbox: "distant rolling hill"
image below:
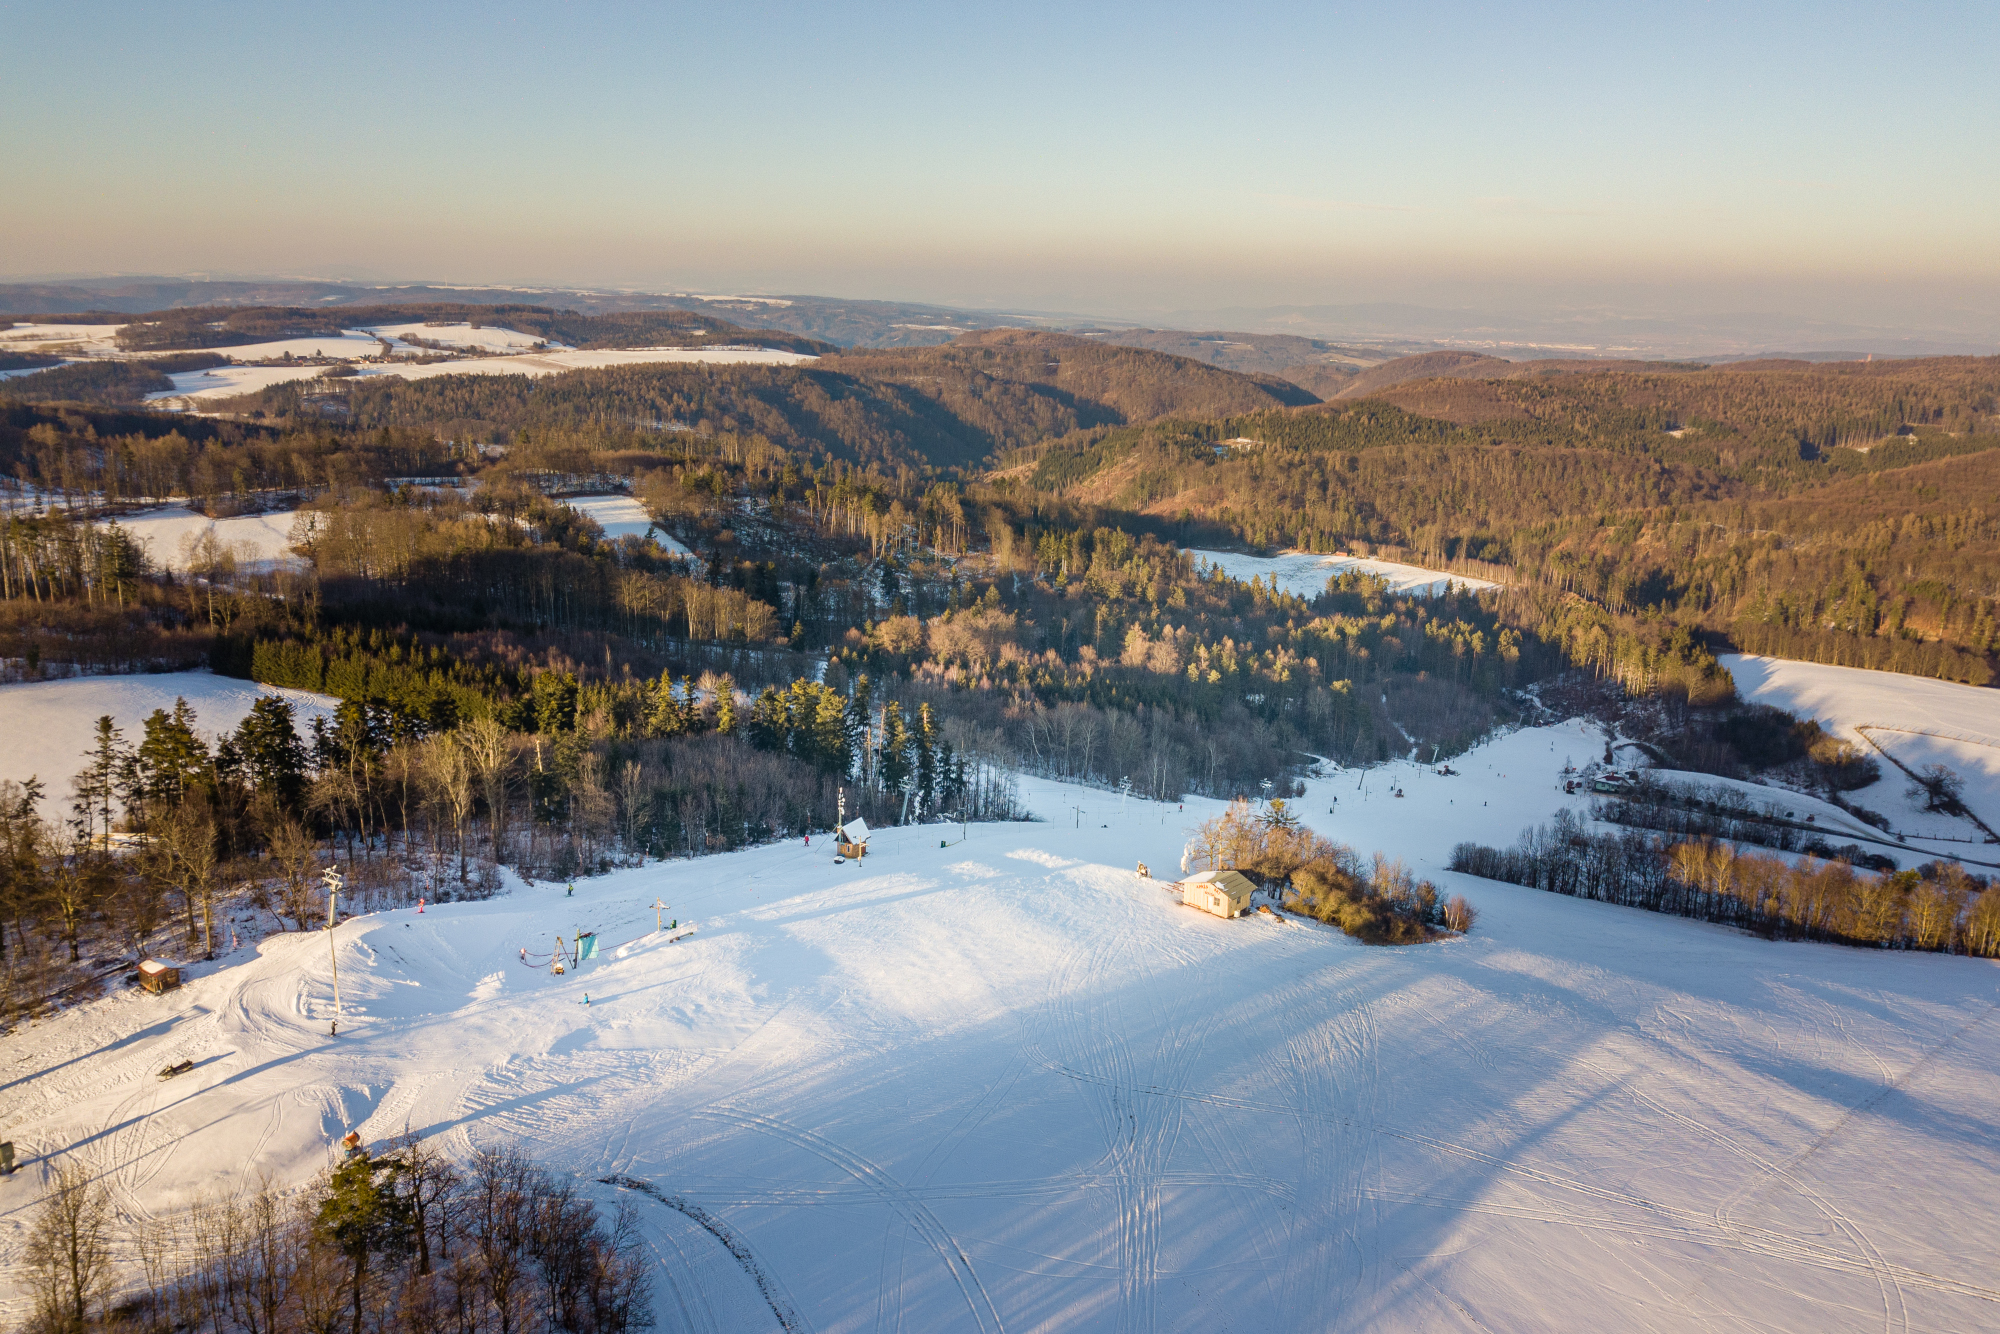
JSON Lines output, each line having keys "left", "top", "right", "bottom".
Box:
{"left": 825, "top": 329, "right": 1321, "bottom": 446}
{"left": 162, "top": 327, "right": 1328, "bottom": 474}
{"left": 1063, "top": 327, "right": 1391, "bottom": 398}
{"left": 0, "top": 280, "right": 1035, "bottom": 349}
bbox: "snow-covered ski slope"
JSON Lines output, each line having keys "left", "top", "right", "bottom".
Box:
{"left": 0, "top": 671, "right": 338, "bottom": 796}
{"left": 2, "top": 723, "right": 1995, "bottom": 1332}
{"left": 1187, "top": 548, "right": 1500, "bottom": 597}
{"left": 1725, "top": 653, "right": 2000, "bottom": 840}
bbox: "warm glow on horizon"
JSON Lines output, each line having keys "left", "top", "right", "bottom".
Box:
{"left": 3, "top": 2, "right": 1997, "bottom": 340}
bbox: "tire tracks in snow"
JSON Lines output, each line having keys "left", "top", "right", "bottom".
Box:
{"left": 604, "top": 1174, "right": 806, "bottom": 1334}
{"left": 878, "top": 1054, "right": 1030, "bottom": 1334}
{"left": 1029, "top": 925, "right": 1217, "bottom": 1334}
{"left": 1578, "top": 1053, "right": 1909, "bottom": 1334}
{"left": 698, "top": 1106, "right": 1006, "bottom": 1334}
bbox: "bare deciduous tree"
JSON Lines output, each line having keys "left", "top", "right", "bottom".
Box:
{"left": 423, "top": 736, "right": 476, "bottom": 884}
{"left": 150, "top": 798, "right": 218, "bottom": 955}
{"left": 268, "top": 818, "right": 317, "bottom": 930}
{"left": 24, "top": 1157, "right": 114, "bottom": 1332}
{"left": 459, "top": 716, "right": 514, "bottom": 864}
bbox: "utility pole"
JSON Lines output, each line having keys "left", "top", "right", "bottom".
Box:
{"left": 322, "top": 866, "right": 343, "bottom": 1037}
{"left": 651, "top": 899, "right": 667, "bottom": 932}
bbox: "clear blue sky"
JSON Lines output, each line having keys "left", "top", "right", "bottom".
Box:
{"left": 4, "top": 1, "right": 1996, "bottom": 327}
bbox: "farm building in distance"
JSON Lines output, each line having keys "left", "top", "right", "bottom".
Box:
{"left": 1179, "top": 869, "right": 1256, "bottom": 918}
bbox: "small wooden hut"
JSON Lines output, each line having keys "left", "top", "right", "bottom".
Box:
{"left": 138, "top": 959, "right": 182, "bottom": 994}
{"left": 1177, "top": 870, "right": 1256, "bottom": 919}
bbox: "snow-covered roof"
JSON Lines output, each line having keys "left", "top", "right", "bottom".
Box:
{"left": 1180, "top": 869, "right": 1256, "bottom": 897}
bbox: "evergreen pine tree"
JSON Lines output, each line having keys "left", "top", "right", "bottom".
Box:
{"left": 233, "top": 696, "right": 310, "bottom": 809}
{"left": 784, "top": 681, "right": 817, "bottom": 760}
{"left": 80, "top": 716, "right": 127, "bottom": 846}
{"left": 137, "top": 698, "right": 211, "bottom": 813}
{"left": 812, "top": 686, "right": 852, "bottom": 776}
{"left": 748, "top": 687, "right": 784, "bottom": 751}
{"left": 914, "top": 703, "right": 939, "bottom": 814}
{"left": 647, "top": 671, "right": 685, "bottom": 737}
{"left": 531, "top": 671, "right": 579, "bottom": 734}
{"left": 315, "top": 1151, "right": 411, "bottom": 1334}
{"left": 878, "top": 703, "right": 912, "bottom": 808}
{"left": 714, "top": 677, "right": 739, "bottom": 736}
{"left": 846, "top": 673, "right": 874, "bottom": 787}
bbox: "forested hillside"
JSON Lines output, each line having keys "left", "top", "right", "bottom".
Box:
{"left": 204, "top": 330, "right": 1329, "bottom": 474}
{"left": 823, "top": 329, "right": 1320, "bottom": 441}
{"left": 1364, "top": 356, "right": 2000, "bottom": 452}
{"left": 1065, "top": 328, "right": 1382, "bottom": 398}
{"left": 248, "top": 364, "right": 995, "bottom": 474}
{"left": 1020, "top": 354, "right": 2000, "bottom": 683}
{"left": 106, "top": 302, "right": 831, "bottom": 355}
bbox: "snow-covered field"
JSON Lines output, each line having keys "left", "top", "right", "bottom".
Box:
{"left": 187, "top": 332, "right": 387, "bottom": 361}
{"left": 565, "top": 494, "right": 657, "bottom": 539}
{"left": 1724, "top": 654, "right": 2000, "bottom": 841}
{"left": 3, "top": 719, "right": 1996, "bottom": 1332}
{"left": 1725, "top": 654, "right": 2000, "bottom": 743}
{"left": 0, "top": 670, "right": 338, "bottom": 796}
{"left": 152, "top": 363, "right": 349, "bottom": 401}
{"left": 364, "top": 321, "right": 562, "bottom": 353}
{"left": 560, "top": 494, "right": 693, "bottom": 555}
{"left": 150, "top": 345, "right": 818, "bottom": 404}
{"left": 102, "top": 505, "right": 307, "bottom": 572}
{"left": 1189, "top": 548, "right": 1501, "bottom": 597}
{"left": 1, "top": 322, "right": 125, "bottom": 355}
{"left": 1643, "top": 768, "right": 1891, "bottom": 841}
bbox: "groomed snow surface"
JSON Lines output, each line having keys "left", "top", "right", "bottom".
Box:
{"left": 1, "top": 721, "right": 1995, "bottom": 1332}
{"left": 0, "top": 670, "right": 337, "bottom": 797}
{"left": 1724, "top": 653, "right": 2000, "bottom": 843}
{"left": 1189, "top": 548, "right": 1500, "bottom": 597}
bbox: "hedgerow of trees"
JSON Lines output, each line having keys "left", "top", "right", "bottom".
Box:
{"left": 1451, "top": 810, "right": 2000, "bottom": 955}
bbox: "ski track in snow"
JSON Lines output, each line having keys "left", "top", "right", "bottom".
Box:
{"left": 1, "top": 727, "right": 1998, "bottom": 1331}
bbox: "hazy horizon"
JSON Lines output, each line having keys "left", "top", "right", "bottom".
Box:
{"left": 5, "top": 1, "right": 1998, "bottom": 351}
